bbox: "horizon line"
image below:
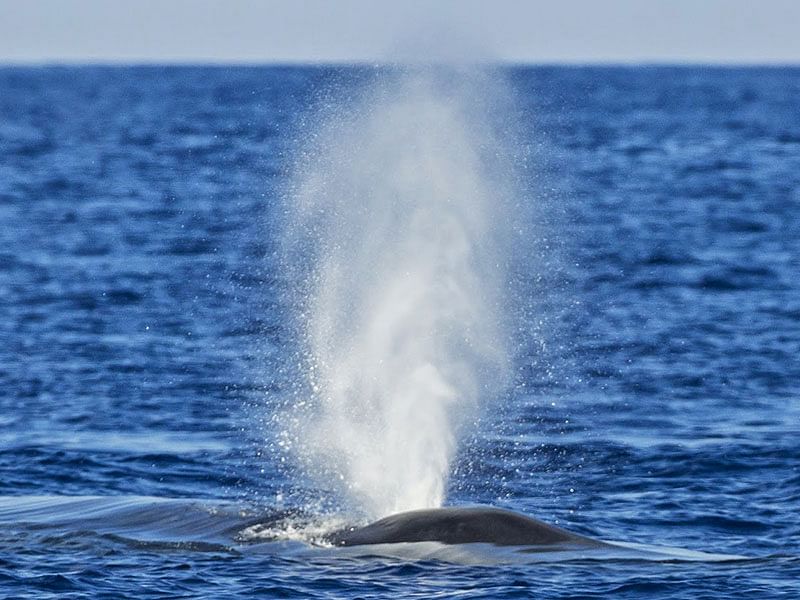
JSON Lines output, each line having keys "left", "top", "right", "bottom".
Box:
{"left": 1, "top": 58, "right": 799, "bottom": 68}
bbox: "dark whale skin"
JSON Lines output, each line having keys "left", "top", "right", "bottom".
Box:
{"left": 327, "top": 506, "right": 605, "bottom": 548}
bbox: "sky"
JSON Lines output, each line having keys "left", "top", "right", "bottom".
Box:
{"left": 0, "top": 0, "right": 798, "bottom": 64}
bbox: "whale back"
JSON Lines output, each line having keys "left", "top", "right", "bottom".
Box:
{"left": 328, "top": 506, "right": 601, "bottom": 547}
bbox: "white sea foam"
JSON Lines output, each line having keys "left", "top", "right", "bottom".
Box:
{"left": 281, "top": 68, "right": 522, "bottom": 519}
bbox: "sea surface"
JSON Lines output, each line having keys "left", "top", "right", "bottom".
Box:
{"left": 1, "top": 65, "right": 799, "bottom": 598}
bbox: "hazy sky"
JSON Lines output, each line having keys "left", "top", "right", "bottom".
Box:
{"left": 1, "top": 0, "right": 798, "bottom": 64}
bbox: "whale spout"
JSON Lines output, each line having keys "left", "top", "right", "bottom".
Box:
{"left": 326, "top": 506, "right": 605, "bottom": 548}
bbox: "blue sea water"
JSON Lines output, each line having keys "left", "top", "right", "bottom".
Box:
{"left": 1, "top": 65, "right": 799, "bottom": 598}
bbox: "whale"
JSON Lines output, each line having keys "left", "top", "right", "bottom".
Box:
{"left": 326, "top": 505, "right": 606, "bottom": 549}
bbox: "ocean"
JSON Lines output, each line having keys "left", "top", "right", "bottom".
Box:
{"left": 0, "top": 65, "right": 798, "bottom": 598}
